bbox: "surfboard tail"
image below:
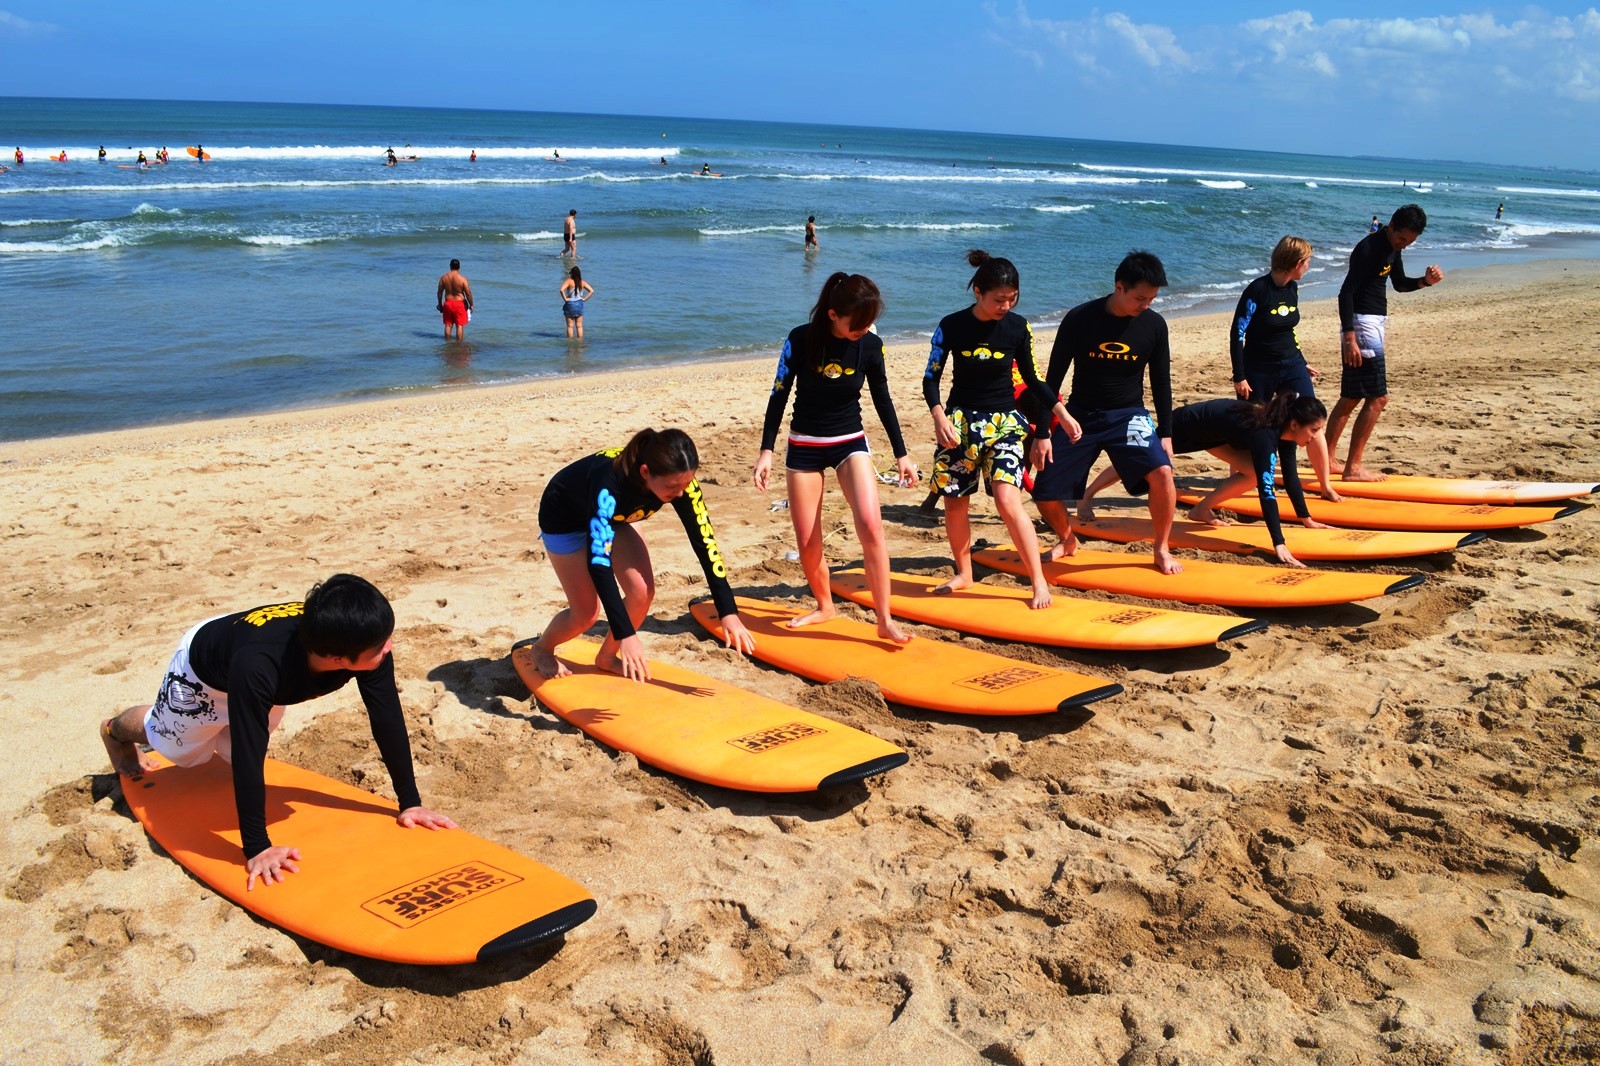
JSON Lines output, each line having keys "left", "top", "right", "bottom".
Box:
{"left": 1059, "top": 682, "right": 1125, "bottom": 710}
{"left": 1218, "top": 619, "right": 1270, "bottom": 642}
{"left": 1455, "top": 532, "right": 1489, "bottom": 548}
{"left": 476, "top": 898, "right": 598, "bottom": 961}
{"left": 818, "top": 752, "right": 910, "bottom": 789}
{"left": 1383, "top": 574, "right": 1428, "bottom": 595}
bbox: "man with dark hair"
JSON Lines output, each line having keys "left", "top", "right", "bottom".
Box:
{"left": 100, "top": 574, "right": 456, "bottom": 891}
{"left": 436, "top": 258, "right": 473, "bottom": 341}
{"left": 1326, "top": 204, "right": 1444, "bottom": 482}
{"left": 562, "top": 209, "right": 579, "bottom": 259}
{"left": 1029, "top": 250, "right": 1182, "bottom": 575}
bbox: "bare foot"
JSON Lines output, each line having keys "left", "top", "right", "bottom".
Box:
{"left": 1154, "top": 549, "right": 1184, "bottom": 575}
{"left": 877, "top": 619, "right": 913, "bottom": 644}
{"left": 786, "top": 605, "right": 837, "bottom": 629}
{"left": 1076, "top": 500, "right": 1098, "bottom": 523}
{"left": 1029, "top": 582, "right": 1053, "bottom": 610}
{"left": 101, "top": 718, "right": 156, "bottom": 776}
{"left": 1327, "top": 458, "right": 1347, "bottom": 475}
{"left": 932, "top": 575, "right": 973, "bottom": 596}
{"left": 532, "top": 646, "right": 571, "bottom": 679}
{"left": 1186, "top": 505, "right": 1230, "bottom": 527}
{"left": 1044, "top": 528, "right": 1078, "bottom": 561}
{"left": 1341, "top": 465, "right": 1389, "bottom": 482}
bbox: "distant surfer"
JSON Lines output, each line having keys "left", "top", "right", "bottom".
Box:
{"left": 12, "top": 147, "right": 22, "bottom": 166}
{"left": 98, "top": 145, "right": 107, "bottom": 162}
{"left": 470, "top": 149, "right": 477, "bottom": 163}
{"left": 1029, "top": 250, "right": 1181, "bottom": 575}
{"left": 528, "top": 428, "right": 757, "bottom": 681}
{"left": 136, "top": 150, "right": 148, "bottom": 168}
{"left": 386, "top": 146, "right": 397, "bottom": 166}
{"left": 195, "top": 143, "right": 205, "bottom": 163}
{"left": 436, "top": 258, "right": 474, "bottom": 340}
{"left": 1228, "top": 235, "right": 1340, "bottom": 501}
{"left": 701, "top": 163, "right": 712, "bottom": 176}
{"left": 1325, "top": 204, "right": 1444, "bottom": 482}
{"left": 923, "top": 250, "right": 1078, "bottom": 607}
{"left": 1369, "top": 214, "right": 1381, "bottom": 233}
{"left": 158, "top": 146, "right": 169, "bottom": 164}
{"left": 98, "top": 574, "right": 458, "bottom": 891}
{"left": 753, "top": 272, "right": 919, "bottom": 642}
{"left": 562, "top": 209, "right": 578, "bottom": 258}
{"left": 559, "top": 266, "right": 594, "bottom": 339}
{"left": 1077, "top": 395, "right": 1334, "bottom": 568}
{"left": 804, "top": 215, "right": 819, "bottom": 251}
{"left": 1496, "top": 202, "right": 1504, "bottom": 220}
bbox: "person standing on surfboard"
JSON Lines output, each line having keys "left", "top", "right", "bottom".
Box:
{"left": 530, "top": 428, "right": 756, "bottom": 681}
{"left": 1326, "top": 203, "right": 1443, "bottom": 483}
{"left": 99, "top": 574, "right": 457, "bottom": 891}
{"left": 923, "top": 250, "right": 1079, "bottom": 608}
{"left": 1030, "top": 250, "right": 1182, "bottom": 575}
{"left": 1077, "top": 393, "right": 1334, "bottom": 568}
{"left": 1228, "top": 235, "right": 1340, "bottom": 502}
{"left": 436, "top": 258, "right": 474, "bottom": 340}
{"left": 754, "top": 272, "right": 918, "bottom": 643}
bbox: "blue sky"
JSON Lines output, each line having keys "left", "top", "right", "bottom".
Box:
{"left": 3, "top": 2, "right": 1597, "bottom": 170}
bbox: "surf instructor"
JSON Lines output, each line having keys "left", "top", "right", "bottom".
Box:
{"left": 98, "top": 574, "right": 457, "bottom": 891}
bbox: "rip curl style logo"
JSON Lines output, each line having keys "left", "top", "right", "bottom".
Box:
{"left": 361, "top": 862, "right": 523, "bottom": 928}
{"left": 1125, "top": 414, "right": 1154, "bottom": 448}
{"left": 243, "top": 602, "right": 302, "bottom": 626}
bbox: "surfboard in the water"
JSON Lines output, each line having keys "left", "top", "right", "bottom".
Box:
{"left": 121, "top": 755, "right": 596, "bottom": 965}
{"left": 829, "top": 569, "right": 1265, "bottom": 651}
{"left": 1297, "top": 471, "right": 1597, "bottom": 505}
{"left": 512, "top": 639, "right": 907, "bottom": 791}
{"left": 972, "top": 546, "right": 1424, "bottom": 608}
{"left": 689, "top": 597, "right": 1122, "bottom": 716}
{"left": 186, "top": 146, "right": 211, "bottom": 160}
{"left": 1074, "top": 515, "right": 1486, "bottom": 561}
{"left": 1177, "top": 487, "right": 1582, "bottom": 531}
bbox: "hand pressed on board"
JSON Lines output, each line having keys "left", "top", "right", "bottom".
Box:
{"left": 1273, "top": 543, "right": 1309, "bottom": 569}
{"left": 246, "top": 845, "right": 301, "bottom": 891}
{"left": 616, "top": 634, "right": 651, "bottom": 683}
{"left": 719, "top": 613, "right": 757, "bottom": 656}
{"left": 398, "top": 806, "right": 458, "bottom": 831}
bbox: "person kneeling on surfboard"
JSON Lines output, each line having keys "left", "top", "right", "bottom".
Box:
{"left": 530, "top": 427, "right": 756, "bottom": 682}
{"left": 1078, "top": 393, "right": 1334, "bottom": 568}
{"left": 100, "top": 574, "right": 457, "bottom": 891}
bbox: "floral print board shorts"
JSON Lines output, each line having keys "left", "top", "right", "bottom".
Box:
{"left": 932, "top": 407, "right": 1029, "bottom": 498}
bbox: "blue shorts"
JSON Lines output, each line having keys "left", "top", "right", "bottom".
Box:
{"left": 540, "top": 528, "right": 589, "bottom": 555}
{"left": 1031, "top": 405, "right": 1171, "bottom": 502}
{"left": 1243, "top": 360, "right": 1316, "bottom": 403}
{"left": 786, "top": 435, "right": 869, "bottom": 472}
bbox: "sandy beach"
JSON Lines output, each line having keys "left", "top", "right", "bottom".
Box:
{"left": 3, "top": 260, "right": 1598, "bottom": 1064}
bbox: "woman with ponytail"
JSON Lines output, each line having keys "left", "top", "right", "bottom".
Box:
{"left": 754, "top": 272, "right": 917, "bottom": 642}
{"left": 922, "top": 250, "right": 1078, "bottom": 607}
{"left": 530, "top": 428, "right": 755, "bottom": 680}
{"left": 1078, "top": 393, "right": 1332, "bottom": 567}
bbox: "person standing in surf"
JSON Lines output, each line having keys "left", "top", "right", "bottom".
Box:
{"left": 436, "top": 258, "right": 474, "bottom": 341}
{"left": 923, "top": 250, "right": 1079, "bottom": 608}
{"left": 754, "top": 272, "right": 918, "bottom": 643}
{"left": 1228, "top": 235, "right": 1341, "bottom": 502}
{"left": 559, "top": 266, "right": 594, "bottom": 339}
{"left": 529, "top": 428, "right": 756, "bottom": 681}
{"left": 1326, "top": 204, "right": 1444, "bottom": 482}
{"left": 562, "top": 209, "right": 578, "bottom": 258}
{"left": 804, "top": 216, "right": 819, "bottom": 251}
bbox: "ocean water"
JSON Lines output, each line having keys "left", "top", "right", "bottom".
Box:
{"left": 3, "top": 96, "right": 1599, "bottom": 442}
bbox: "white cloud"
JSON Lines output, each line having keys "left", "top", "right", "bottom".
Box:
{"left": 0, "top": 10, "right": 57, "bottom": 34}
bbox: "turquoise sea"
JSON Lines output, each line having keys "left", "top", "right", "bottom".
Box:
{"left": 4, "top": 96, "right": 1599, "bottom": 442}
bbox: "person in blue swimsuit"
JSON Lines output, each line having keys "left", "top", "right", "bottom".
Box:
{"left": 560, "top": 267, "right": 594, "bottom": 339}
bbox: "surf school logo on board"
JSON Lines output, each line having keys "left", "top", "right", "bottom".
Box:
{"left": 955, "top": 666, "right": 1050, "bottom": 692}
{"left": 1263, "top": 571, "right": 1319, "bottom": 586}
{"left": 1333, "top": 531, "right": 1380, "bottom": 542}
{"left": 727, "top": 721, "right": 825, "bottom": 753}
{"left": 362, "top": 862, "right": 524, "bottom": 928}
{"left": 1094, "top": 608, "right": 1161, "bottom": 626}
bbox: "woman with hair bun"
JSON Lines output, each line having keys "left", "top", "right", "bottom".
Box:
{"left": 922, "top": 250, "right": 1078, "bottom": 608}
{"left": 754, "top": 272, "right": 917, "bottom": 642}
{"left": 530, "top": 428, "right": 755, "bottom": 681}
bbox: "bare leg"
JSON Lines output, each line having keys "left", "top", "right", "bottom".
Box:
{"left": 1305, "top": 431, "right": 1338, "bottom": 497}
{"left": 591, "top": 525, "right": 654, "bottom": 674}
{"left": 785, "top": 468, "right": 836, "bottom": 628}
{"left": 565, "top": 317, "right": 576, "bottom": 339}
{"left": 101, "top": 705, "right": 158, "bottom": 775}
{"left": 1146, "top": 465, "right": 1183, "bottom": 575}
{"left": 1035, "top": 498, "right": 1078, "bottom": 560}
{"left": 1185, "top": 445, "right": 1252, "bottom": 525}
{"left": 530, "top": 549, "right": 604, "bottom": 678}
{"left": 1077, "top": 464, "right": 1120, "bottom": 524}
{"left": 836, "top": 454, "right": 910, "bottom": 642}
{"left": 1341, "top": 396, "right": 1390, "bottom": 481}
{"left": 575, "top": 315, "right": 584, "bottom": 339}
{"left": 935, "top": 494, "right": 975, "bottom": 594}
{"left": 1324, "top": 396, "right": 1359, "bottom": 474}
{"left": 994, "top": 482, "right": 1052, "bottom": 609}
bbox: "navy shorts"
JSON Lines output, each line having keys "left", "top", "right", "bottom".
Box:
{"left": 1243, "top": 360, "right": 1316, "bottom": 403}
{"left": 1341, "top": 358, "right": 1387, "bottom": 399}
{"left": 785, "top": 435, "right": 869, "bottom": 472}
{"left": 1031, "top": 405, "right": 1171, "bottom": 502}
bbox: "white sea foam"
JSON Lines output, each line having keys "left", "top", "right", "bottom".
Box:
{"left": 699, "top": 224, "right": 793, "bottom": 236}
{"left": 1033, "top": 204, "right": 1095, "bottom": 213}
{"left": 130, "top": 202, "right": 181, "bottom": 216}
{"left": 1198, "top": 179, "right": 1248, "bottom": 190}
{"left": 1079, "top": 162, "right": 1406, "bottom": 189}
{"left": 512, "top": 231, "right": 564, "bottom": 242}
{"left": 241, "top": 234, "right": 329, "bottom": 247}
{"left": 1496, "top": 185, "right": 1600, "bottom": 199}
{"left": 0, "top": 234, "right": 130, "bottom": 253}
{"left": 0, "top": 217, "right": 68, "bottom": 227}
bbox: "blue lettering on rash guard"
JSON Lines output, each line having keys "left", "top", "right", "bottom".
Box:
{"left": 589, "top": 488, "right": 617, "bottom": 566}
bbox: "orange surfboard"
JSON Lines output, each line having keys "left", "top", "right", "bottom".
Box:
{"left": 1299, "top": 471, "right": 1597, "bottom": 505}
{"left": 121, "top": 756, "right": 596, "bottom": 964}
{"left": 1177, "top": 488, "right": 1582, "bottom": 532}
{"left": 690, "top": 597, "right": 1122, "bottom": 715}
{"left": 512, "top": 639, "right": 906, "bottom": 791}
{"left": 1073, "top": 514, "right": 1485, "bottom": 560}
{"left": 829, "top": 569, "right": 1265, "bottom": 651}
{"left": 972, "top": 546, "right": 1424, "bottom": 608}
{"left": 186, "top": 145, "right": 212, "bottom": 160}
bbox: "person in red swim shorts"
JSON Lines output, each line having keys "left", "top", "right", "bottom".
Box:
{"left": 436, "top": 258, "right": 474, "bottom": 340}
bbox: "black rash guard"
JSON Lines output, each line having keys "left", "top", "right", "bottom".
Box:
{"left": 187, "top": 604, "right": 422, "bottom": 860}
{"left": 1041, "top": 295, "right": 1174, "bottom": 437}
{"left": 761, "top": 325, "right": 908, "bottom": 456}
{"left": 922, "top": 308, "right": 1057, "bottom": 415}
{"left": 1338, "top": 229, "right": 1424, "bottom": 332}
{"left": 1229, "top": 274, "right": 1304, "bottom": 381}
{"left": 538, "top": 449, "right": 738, "bottom": 641}
{"left": 1172, "top": 398, "right": 1310, "bottom": 547}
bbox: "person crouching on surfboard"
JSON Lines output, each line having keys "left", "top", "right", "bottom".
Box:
{"left": 99, "top": 574, "right": 457, "bottom": 891}
{"left": 529, "top": 427, "right": 756, "bottom": 682}
{"left": 753, "top": 272, "right": 918, "bottom": 643}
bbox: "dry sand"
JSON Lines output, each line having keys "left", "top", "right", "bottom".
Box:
{"left": 2, "top": 261, "right": 1598, "bottom": 1064}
